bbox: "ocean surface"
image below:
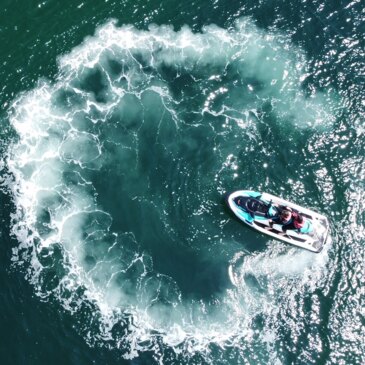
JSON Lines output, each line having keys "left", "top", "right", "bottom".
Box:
{"left": 0, "top": 1, "right": 364, "bottom": 364}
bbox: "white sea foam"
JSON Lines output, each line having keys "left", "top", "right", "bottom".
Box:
{"left": 5, "top": 18, "right": 334, "bottom": 361}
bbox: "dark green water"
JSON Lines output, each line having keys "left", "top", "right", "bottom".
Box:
{"left": 0, "top": 1, "right": 364, "bottom": 364}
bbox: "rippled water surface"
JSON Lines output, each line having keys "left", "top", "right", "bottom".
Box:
{"left": 0, "top": 1, "right": 364, "bottom": 364}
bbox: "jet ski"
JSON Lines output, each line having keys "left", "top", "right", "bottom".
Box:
{"left": 226, "top": 190, "right": 329, "bottom": 253}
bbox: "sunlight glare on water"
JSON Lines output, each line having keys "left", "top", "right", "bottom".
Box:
{"left": 2, "top": 11, "right": 363, "bottom": 364}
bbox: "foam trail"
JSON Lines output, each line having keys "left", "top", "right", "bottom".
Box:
{"left": 5, "top": 18, "right": 334, "bottom": 361}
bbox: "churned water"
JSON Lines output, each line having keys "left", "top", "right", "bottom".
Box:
{"left": 0, "top": 1, "right": 363, "bottom": 364}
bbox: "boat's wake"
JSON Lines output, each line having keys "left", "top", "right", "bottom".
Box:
{"left": 3, "top": 18, "right": 335, "bottom": 363}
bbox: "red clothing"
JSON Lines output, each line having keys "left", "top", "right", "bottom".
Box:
{"left": 292, "top": 211, "right": 305, "bottom": 229}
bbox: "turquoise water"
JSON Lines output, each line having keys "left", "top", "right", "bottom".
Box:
{"left": 0, "top": 1, "right": 364, "bottom": 364}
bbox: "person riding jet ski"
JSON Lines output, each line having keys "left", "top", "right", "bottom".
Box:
{"left": 266, "top": 206, "right": 312, "bottom": 234}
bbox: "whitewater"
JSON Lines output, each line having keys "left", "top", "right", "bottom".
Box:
{"left": 1, "top": 15, "right": 363, "bottom": 365}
